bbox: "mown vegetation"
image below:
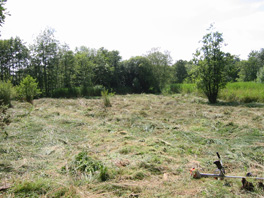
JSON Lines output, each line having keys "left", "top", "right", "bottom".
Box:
{"left": 0, "top": 94, "right": 264, "bottom": 197}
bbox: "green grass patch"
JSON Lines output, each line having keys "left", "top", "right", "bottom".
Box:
{"left": 10, "top": 178, "right": 79, "bottom": 198}
{"left": 11, "top": 178, "right": 51, "bottom": 197}
{"left": 219, "top": 82, "right": 264, "bottom": 103}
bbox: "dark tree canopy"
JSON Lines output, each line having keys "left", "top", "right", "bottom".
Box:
{"left": 173, "top": 60, "right": 188, "bottom": 83}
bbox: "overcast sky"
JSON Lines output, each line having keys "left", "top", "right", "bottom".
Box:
{"left": 1, "top": 0, "right": 264, "bottom": 62}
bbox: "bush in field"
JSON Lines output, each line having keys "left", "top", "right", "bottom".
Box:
{"left": 17, "top": 75, "right": 41, "bottom": 104}
{"left": 0, "top": 80, "right": 15, "bottom": 107}
{"left": 194, "top": 24, "right": 227, "bottom": 103}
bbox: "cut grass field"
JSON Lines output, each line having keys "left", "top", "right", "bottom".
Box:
{"left": 0, "top": 94, "right": 264, "bottom": 197}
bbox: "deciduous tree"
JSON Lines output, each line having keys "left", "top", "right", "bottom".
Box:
{"left": 173, "top": 60, "right": 188, "bottom": 83}
{"left": 0, "top": 37, "right": 29, "bottom": 83}
{"left": 0, "top": 0, "right": 8, "bottom": 34}
{"left": 30, "top": 28, "right": 60, "bottom": 96}
{"left": 194, "top": 24, "right": 227, "bottom": 103}
{"left": 145, "top": 48, "right": 172, "bottom": 90}
{"left": 123, "top": 56, "right": 159, "bottom": 93}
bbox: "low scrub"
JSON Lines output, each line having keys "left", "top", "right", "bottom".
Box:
{"left": 82, "top": 85, "right": 105, "bottom": 97}
{"left": 164, "top": 83, "right": 197, "bottom": 94}
{"left": 52, "top": 87, "right": 81, "bottom": 98}
{"left": 17, "top": 75, "right": 41, "bottom": 104}
{"left": 52, "top": 85, "right": 104, "bottom": 98}
{"left": 0, "top": 80, "right": 15, "bottom": 107}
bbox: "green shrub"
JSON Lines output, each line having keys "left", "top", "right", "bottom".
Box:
{"left": 68, "top": 87, "right": 81, "bottom": 98}
{"left": 114, "top": 86, "right": 133, "bottom": 94}
{"left": 81, "top": 85, "right": 104, "bottom": 97}
{"left": 52, "top": 87, "right": 80, "bottom": 98}
{"left": 166, "top": 83, "right": 197, "bottom": 94}
{"left": 53, "top": 86, "right": 104, "bottom": 98}
{"left": 81, "top": 86, "right": 89, "bottom": 97}
{"left": 17, "top": 75, "right": 41, "bottom": 104}
{"left": 93, "top": 85, "right": 105, "bottom": 96}
{"left": 0, "top": 80, "right": 15, "bottom": 107}
{"left": 52, "top": 88, "right": 69, "bottom": 98}
{"left": 169, "top": 84, "right": 182, "bottom": 93}
{"left": 181, "top": 84, "right": 197, "bottom": 94}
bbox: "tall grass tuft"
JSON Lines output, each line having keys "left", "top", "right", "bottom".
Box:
{"left": 101, "top": 89, "right": 112, "bottom": 107}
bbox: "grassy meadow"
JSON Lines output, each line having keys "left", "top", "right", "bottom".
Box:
{"left": 0, "top": 93, "right": 264, "bottom": 197}
{"left": 220, "top": 82, "right": 264, "bottom": 103}
{"left": 168, "top": 82, "right": 264, "bottom": 103}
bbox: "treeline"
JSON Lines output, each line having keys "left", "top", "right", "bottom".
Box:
{"left": 0, "top": 28, "right": 264, "bottom": 98}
